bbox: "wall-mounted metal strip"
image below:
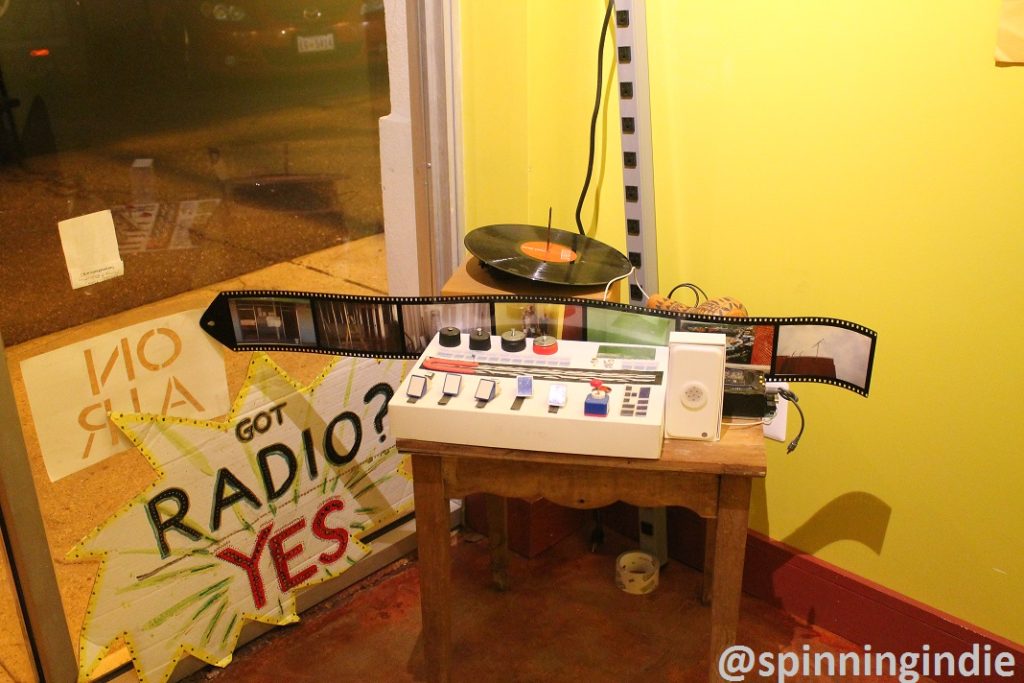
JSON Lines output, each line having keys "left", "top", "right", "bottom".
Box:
{"left": 613, "top": 0, "right": 660, "bottom": 303}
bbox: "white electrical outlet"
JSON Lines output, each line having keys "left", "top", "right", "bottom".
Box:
{"left": 764, "top": 381, "right": 789, "bottom": 442}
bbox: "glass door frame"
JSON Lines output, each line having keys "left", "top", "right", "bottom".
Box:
{"left": 0, "top": 332, "right": 77, "bottom": 681}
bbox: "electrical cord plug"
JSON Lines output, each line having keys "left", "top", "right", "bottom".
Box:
{"left": 775, "top": 388, "right": 805, "bottom": 453}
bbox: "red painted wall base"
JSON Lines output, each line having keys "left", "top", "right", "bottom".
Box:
{"left": 742, "top": 530, "right": 1024, "bottom": 677}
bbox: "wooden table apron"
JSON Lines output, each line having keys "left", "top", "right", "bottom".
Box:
{"left": 401, "top": 433, "right": 766, "bottom": 683}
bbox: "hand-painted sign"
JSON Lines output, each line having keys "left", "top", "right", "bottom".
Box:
{"left": 70, "top": 353, "right": 412, "bottom": 683}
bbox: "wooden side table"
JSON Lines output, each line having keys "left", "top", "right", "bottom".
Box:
{"left": 399, "top": 427, "right": 767, "bottom": 683}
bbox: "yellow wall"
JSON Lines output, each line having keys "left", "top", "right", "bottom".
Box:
{"left": 460, "top": 2, "right": 530, "bottom": 229}
{"left": 461, "top": 1, "right": 626, "bottom": 248}
{"left": 460, "top": 0, "right": 1024, "bottom": 644}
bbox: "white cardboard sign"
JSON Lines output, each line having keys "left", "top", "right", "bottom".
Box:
{"left": 20, "top": 310, "right": 230, "bottom": 481}
{"left": 57, "top": 209, "right": 125, "bottom": 288}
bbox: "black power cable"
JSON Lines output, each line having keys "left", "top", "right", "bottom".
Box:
{"left": 776, "top": 388, "right": 805, "bottom": 453}
{"left": 667, "top": 282, "right": 709, "bottom": 306}
{"left": 579, "top": 2, "right": 615, "bottom": 552}
{"left": 574, "top": 0, "right": 615, "bottom": 236}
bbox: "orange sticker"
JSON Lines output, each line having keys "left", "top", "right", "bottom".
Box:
{"left": 520, "top": 241, "right": 577, "bottom": 263}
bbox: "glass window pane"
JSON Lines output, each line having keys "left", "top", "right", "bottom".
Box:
{"left": 1, "top": 0, "right": 390, "bottom": 676}
{"left": 1, "top": 0, "right": 389, "bottom": 344}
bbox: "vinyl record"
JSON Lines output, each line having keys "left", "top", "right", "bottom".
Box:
{"left": 465, "top": 224, "right": 632, "bottom": 286}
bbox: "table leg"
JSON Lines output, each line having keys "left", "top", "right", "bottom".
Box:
{"left": 702, "top": 517, "right": 717, "bottom": 606}
{"left": 708, "top": 475, "right": 752, "bottom": 683}
{"left": 412, "top": 454, "right": 452, "bottom": 683}
{"left": 484, "top": 494, "right": 510, "bottom": 591}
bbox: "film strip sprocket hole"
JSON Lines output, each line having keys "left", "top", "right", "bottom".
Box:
{"left": 201, "top": 291, "right": 877, "bottom": 396}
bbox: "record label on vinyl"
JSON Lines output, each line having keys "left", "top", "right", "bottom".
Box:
{"left": 519, "top": 241, "right": 577, "bottom": 263}
{"left": 466, "top": 224, "right": 632, "bottom": 286}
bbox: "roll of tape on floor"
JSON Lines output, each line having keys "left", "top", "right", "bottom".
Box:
{"left": 615, "top": 550, "right": 659, "bottom": 595}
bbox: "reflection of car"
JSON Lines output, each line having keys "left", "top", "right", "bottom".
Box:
{"left": 147, "top": 1, "right": 386, "bottom": 77}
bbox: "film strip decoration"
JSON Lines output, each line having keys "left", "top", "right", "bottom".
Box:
{"left": 201, "top": 291, "right": 877, "bottom": 396}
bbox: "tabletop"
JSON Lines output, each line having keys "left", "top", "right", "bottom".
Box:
{"left": 397, "top": 423, "right": 767, "bottom": 478}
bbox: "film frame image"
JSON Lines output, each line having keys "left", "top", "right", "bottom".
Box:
{"left": 773, "top": 322, "right": 875, "bottom": 393}
{"left": 314, "top": 299, "right": 403, "bottom": 353}
{"left": 400, "top": 302, "right": 492, "bottom": 354}
{"left": 229, "top": 297, "right": 318, "bottom": 346}
{"left": 676, "top": 320, "right": 776, "bottom": 366}
{"left": 586, "top": 307, "right": 674, "bottom": 346}
{"left": 492, "top": 302, "right": 585, "bottom": 340}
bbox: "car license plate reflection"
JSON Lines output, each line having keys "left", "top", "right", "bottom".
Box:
{"left": 297, "top": 34, "right": 335, "bottom": 53}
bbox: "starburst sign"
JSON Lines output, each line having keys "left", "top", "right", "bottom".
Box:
{"left": 69, "top": 353, "right": 412, "bottom": 683}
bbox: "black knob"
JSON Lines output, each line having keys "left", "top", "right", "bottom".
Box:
{"left": 469, "top": 327, "right": 491, "bottom": 351}
{"left": 439, "top": 326, "right": 461, "bottom": 347}
{"left": 501, "top": 329, "right": 527, "bottom": 352}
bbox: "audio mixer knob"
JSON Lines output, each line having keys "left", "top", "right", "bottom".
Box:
{"left": 469, "top": 328, "right": 491, "bottom": 351}
{"left": 532, "top": 335, "right": 558, "bottom": 355}
{"left": 439, "top": 326, "right": 461, "bottom": 347}
{"left": 501, "top": 329, "right": 527, "bottom": 352}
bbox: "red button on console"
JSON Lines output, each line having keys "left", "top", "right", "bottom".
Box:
{"left": 532, "top": 335, "right": 558, "bottom": 355}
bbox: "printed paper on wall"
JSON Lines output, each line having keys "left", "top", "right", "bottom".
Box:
{"left": 997, "top": 0, "right": 1024, "bottom": 64}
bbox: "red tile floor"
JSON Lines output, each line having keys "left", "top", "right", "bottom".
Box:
{"left": 181, "top": 528, "right": 929, "bottom": 683}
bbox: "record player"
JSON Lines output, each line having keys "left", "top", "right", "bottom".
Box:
{"left": 465, "top": 224, "right": 632, "bottom": 286}
{"left": 450, "top": 223, "right": 632, "bottom": 302}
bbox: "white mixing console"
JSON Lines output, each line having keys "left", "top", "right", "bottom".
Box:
{"left": 391, "top": 328, "right": 669, "bottom": 459}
